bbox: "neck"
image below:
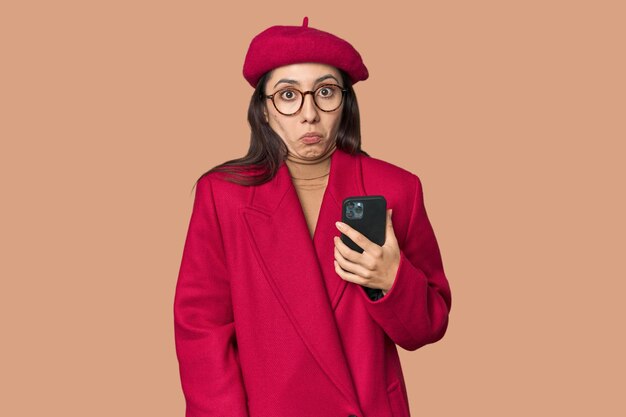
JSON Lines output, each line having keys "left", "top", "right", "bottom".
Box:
{"left": 284, "top": 142, "right": 337, "bottom": 180}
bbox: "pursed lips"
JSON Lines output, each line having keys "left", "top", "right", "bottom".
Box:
{"left": 301, "top": 132, "right": 322, "bottom": 139}
{"left": 300, "top": 133, "right": 323, "bottom": 144}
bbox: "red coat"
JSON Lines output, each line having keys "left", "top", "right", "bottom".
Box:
{"left": 173, "top": 148, "right": 452, "bottom": 417}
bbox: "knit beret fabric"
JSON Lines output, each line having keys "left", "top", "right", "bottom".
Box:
{"left": 242, "top": 17, "right": 369, "bottom": 88}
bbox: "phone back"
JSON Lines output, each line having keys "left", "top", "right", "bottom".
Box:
{"left": 340, "top": 195, "right": 387, "bottom": 253}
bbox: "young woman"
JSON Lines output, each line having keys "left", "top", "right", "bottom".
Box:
{"left": 173, "top": 17, "right": 452, "bottom": 417}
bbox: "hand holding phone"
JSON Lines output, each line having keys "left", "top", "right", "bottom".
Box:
{"left": 339, "top": 195, "right": 388, "bottom": 301}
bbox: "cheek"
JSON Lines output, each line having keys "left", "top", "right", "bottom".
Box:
{"left": 270, "top": 113, "right": 283, "bottom": 129}
{"left": 327, "top": 114, "right": 343, "bottom": 131}
{"left": 268, "top": 113, "right": 291, "bottom": 138}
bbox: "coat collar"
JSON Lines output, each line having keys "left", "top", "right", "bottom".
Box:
{"left": 243, "top": 146, "right": 364, "bottom": 220}
{"left": 240, "top": 147, "right": 366, "bottom": 408}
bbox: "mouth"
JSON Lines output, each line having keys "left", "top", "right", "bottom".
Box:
{"left": 301, "top": 132, "right": 323, "bottom": 144}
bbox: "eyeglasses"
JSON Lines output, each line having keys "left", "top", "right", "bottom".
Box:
{"left": 264, "top": 84, "right": 347, "bottom": 116}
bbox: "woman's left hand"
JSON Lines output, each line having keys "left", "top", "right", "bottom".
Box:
{"left": 333, "top": 209, "right": 400, "bottom": 295}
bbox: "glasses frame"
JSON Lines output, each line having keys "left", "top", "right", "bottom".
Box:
{"left": 264, "top": 83, "right": 348, "bottom": 116}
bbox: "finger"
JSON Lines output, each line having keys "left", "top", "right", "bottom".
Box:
{"left": 335, "top": 236, "right": 377, "bottom": 270}
{"left": 334, "top": 235, "right": 364, "bottom": 263}
{"left": 335, "top": 221, "right": 380, "bottom": 255}
{"left": 335, "top": 241, "right": 374, "bottom": 276}
{"left": 334, "top": 259, "right": 369, "bottom": 286}
{"left": 384, "top": 208, "right": 398, "bottom": 246}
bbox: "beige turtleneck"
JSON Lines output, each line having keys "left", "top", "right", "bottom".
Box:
{"left": 284, "top": 141, "right": 337, "bottom": 239}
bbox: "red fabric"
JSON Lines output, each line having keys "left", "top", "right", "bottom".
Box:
{"left": 173, "top": 148, "right": 452, "bottom": 417}
{"left": 242, "top": 16, "right": 369, "bottom": 88}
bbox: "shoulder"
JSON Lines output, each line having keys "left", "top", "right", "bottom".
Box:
{"left": 355, "top": 152, "right": 425, "bottom": 217}
{"left": 195, "top": 170, "right": 254, "bottom": 208}
{"left": 198, "top": 163, "right": 262, "bottom": 189}
{"left": 358, "top": 152, "right": 419, "bottom": 184}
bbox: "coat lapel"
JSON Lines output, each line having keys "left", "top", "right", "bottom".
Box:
{"left": 311, "top": 149, "right": 366, "bottom": 311}
{"left": 241, "top": 148, "right": 366, "bottom": 407}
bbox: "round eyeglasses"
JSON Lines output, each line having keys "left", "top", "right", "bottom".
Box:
{"left": 264, "top": 84, "right": 347, "bottom": 116}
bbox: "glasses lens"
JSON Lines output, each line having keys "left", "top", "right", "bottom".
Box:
{"left": 274, "top": 88, "right": 303, "bottom": 115}
{"left": 314, "top": 85, "right": 343, "bottom": 112}
{"left": 272, "top": 85, "right": 344, "bottom": 115}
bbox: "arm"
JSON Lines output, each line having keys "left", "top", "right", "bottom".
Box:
{"left": 361, "top": 174, "right": 452, "bottom": 351}
{"left": 173, "top": 176, "right": 249, "bottom": 417}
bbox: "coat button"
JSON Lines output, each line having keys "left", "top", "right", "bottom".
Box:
{"left": 348, "top": 415, "right": 358, "bottom": 417}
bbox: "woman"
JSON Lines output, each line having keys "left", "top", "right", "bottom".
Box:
{"left": 173, "top": 17, "right": 452, "bottom": 417}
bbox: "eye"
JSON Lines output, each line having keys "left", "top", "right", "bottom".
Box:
{"left": 278, "top": 89, "right": 299, "bottom": 101}
{"left": 317, "top": 85, "right": 336, "bottom": 98}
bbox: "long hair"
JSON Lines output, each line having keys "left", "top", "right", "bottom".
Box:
{"left": 193, "top": 68, "right": 369, "bottom": 190}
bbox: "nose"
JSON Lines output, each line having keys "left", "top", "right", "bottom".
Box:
{"left": 300, "top": 91, "right": 320, "bottom": 123}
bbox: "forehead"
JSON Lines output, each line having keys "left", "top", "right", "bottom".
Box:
{"left": 267, "top": 63, "right": 341, "bottom": 85}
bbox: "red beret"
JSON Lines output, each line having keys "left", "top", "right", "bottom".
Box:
{"left": 242, "top": 17, "right": 369, "bottom": 88}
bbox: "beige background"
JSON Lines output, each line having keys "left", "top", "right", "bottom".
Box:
{"left": 1, "top": 1, "right": 624, "bottom": 416}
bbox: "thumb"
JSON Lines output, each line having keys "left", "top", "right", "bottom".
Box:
{"left": 385, "top": 208, "right": 397, "bottom": 244}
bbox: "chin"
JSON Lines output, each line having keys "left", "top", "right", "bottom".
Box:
{"left": 295, "top": 144, "right": 326, "bottom": 157}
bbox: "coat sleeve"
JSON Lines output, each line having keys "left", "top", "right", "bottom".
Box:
{"left": 360, "top": 174, "right": 452, "bottom": 351}
{"left": 173, "top": 175, "right": 249, "bottom": 417}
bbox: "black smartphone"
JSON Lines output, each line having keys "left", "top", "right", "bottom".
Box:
{"left": 340, "top": 195, "right": 387, "bottom": 301}
{"left": 340, "top": 195, "right": 387, "bottom": 253}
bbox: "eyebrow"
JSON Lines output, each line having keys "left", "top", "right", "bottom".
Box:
{"left": 273, "top": 74, "right": 340, "bottom": 89}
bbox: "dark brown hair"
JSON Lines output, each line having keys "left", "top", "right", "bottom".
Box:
{"left": 193, "top": 67, "right": 369, "bottom": 190}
